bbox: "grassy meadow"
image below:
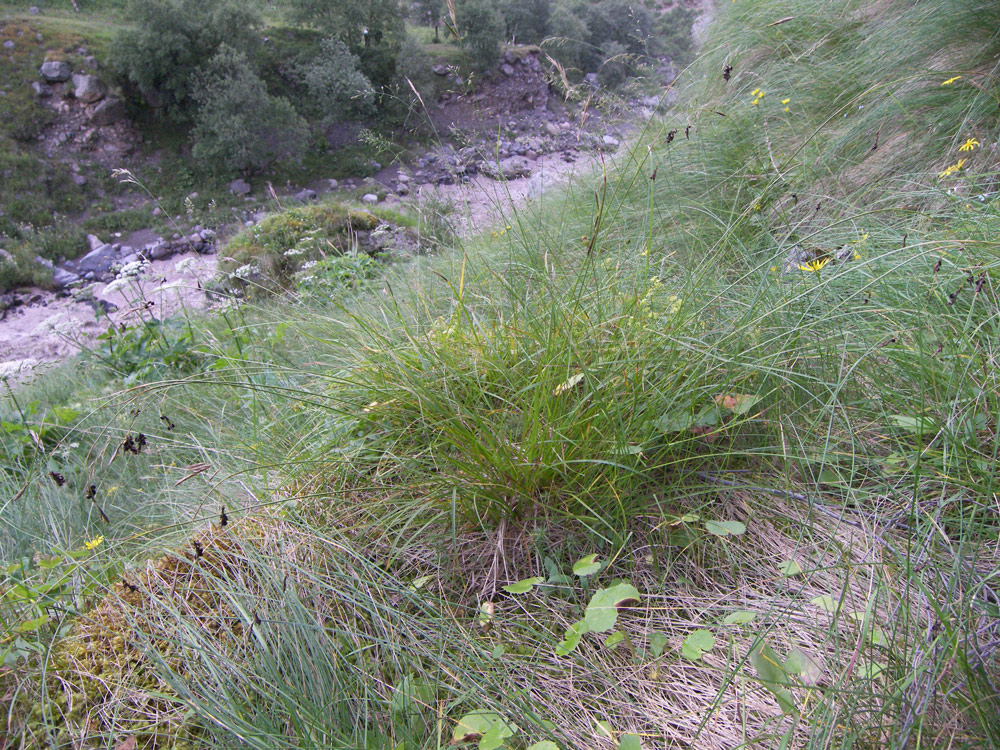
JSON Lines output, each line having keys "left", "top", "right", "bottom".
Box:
{"left": 2, "top": 0, "right": 1000, "bottom": 748}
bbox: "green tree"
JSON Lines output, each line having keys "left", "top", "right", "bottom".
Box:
{"left": 289, "top": 0, "right": 405, "bottom": 50}
{"left": 455, "top": 0, "right": 504, "bottom": 73}
{"left": 296, "top": 38, "right": 376, "bottom": 126}
{"left": 190, "top": 46, "right": 309, "bottom": 175}
{"left": 543, "top": 0, "right": 590, "bottom": 73}
{"left": 113, "top": 0, "right": 262, "bottom": 120}
{"left": 498, "top": 0, "right": 551, "bottom": 45}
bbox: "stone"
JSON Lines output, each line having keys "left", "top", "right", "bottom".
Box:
{"left": 39, "top": 60, "right": 72, "bottom": 83}
{"left": 602, "top": 135, "right": 620, "bottom": 149}
{"left": 397, "top": 172, "right": 410, "bottom": 184}
{"left": 84, "top": 56, "right": 99, "bottom": 69}
{"left": 545, "top": 122, "right": 562, "bottom": 137}
{"left": 52, "top": 267, "right": 81, "bottom": 288}
{"left": 480, "top": 156, "right": 532, "bottom": 180}
{"left": 361, "top": 193, "right": 379, "bottom": 205}
{"left": 295, "top": 188, "right": 318, "bottom": 202}
{"left": 86, "top": 234, "right": 103, "bottom": 252}
{"left": 31, "top": 81, "right": 52, "bottom": 98}
{"left": 501, "top": 63, "right": 515, "bottom": 76}
{"left": 199, "top": 229, "right": 216, "bottom": 241}
{"left": 29, "top": 6, "right": 40, "bottom": 14}
{"left": 148, "top": 242, "right": 172, "bottom": 260}
{"left": 2, "top": 40, "right": 14, "bottom": 51}
{"left": 72, "top": 174, "right": 88, "bottom": 187}
{"left": 76, "top": 244, "right": 117, "bottom": 276}
{"left": 327, "top": 178, "right": 338, "bottom": 189}
{"left": 432, "top": 64, "right": 449, "bottom": 76}
{"left": 229, "top": 179, "right": 251, "bottom": 196}
{"left": 72, "top": 73, "right": 107, "bottom": 103}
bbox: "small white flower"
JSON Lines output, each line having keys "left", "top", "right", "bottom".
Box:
{"left": 174, "top": 257, "right": 196, "bottom": 273}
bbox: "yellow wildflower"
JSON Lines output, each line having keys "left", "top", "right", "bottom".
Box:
{"left": 797, "top": 258, "right": 830, "bottom": 273}
{"left": 781, "top": 98, "right": 790, "bottom": 104}
{"left": 941, "top": 76, "right": 962, "bottom": 86}
{"left": 84, "top": 535, "right": 104, "bottom": 550}
{"left": 958, "top": 137, "right": 980, "bottom": 152}
{"left": 938, "top": 158, "right": 968, "bottom": 178}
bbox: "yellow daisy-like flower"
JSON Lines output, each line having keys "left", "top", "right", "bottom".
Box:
{"left": 797, "top": 258, "right": 830, "bottom": 273}
{"left": 938, "top": 158, "right": 968, "bottom": 178}
{"left": 958, "top": 137, "right": 980, "bottom": 152}
{"left": 84, "top": 535, "right": 104, "bottom": 550}
{"left": 781, "top": 98, "right": 790, "bottom": 104}
{"left": 941, "top": 76, "right": 962, "bottom": 86}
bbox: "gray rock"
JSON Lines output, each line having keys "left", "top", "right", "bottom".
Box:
{"left": 545, "top": 122, "right": 562, "bottom": 137}
{"left": 119, "top": 253, "right": 139, "bottom": 266}
{"left": 3, "top": 40, "right": 14, "bottom": 51}
{"left": 295, "top": 188, "right": 318, "bottom": 202}
{"left": 148, "top": 242, "right": 173, "bottom": 260}
{"left": 229, "top": 178, "right": 251, "bottom": 196}
{"left": 52, "top": 267, "right": 81, "bottom": 288}
{"left": 397, "top": 173, "right": 410, "bottom": 184}
{"left": 34, "top": 256, "right": 54, "bottom": 269}
{"left": 77, "top": 244, "right": 117, "bottom": 276}
{"left": 432, "top": 64, "right": 449, "bottom": 76}
{"left": 72, "top": 174, "right": 88, "bottom": 187}
{"left": 31, "top": 81, "right": 52, "bottom": 98}
{"left": 199, "top": 229, "right": 216, "bottom": 241}
{"left": 86, "top": 234, "right": 103, "bottom": 252}
{"left": 39, "top": 60, "right": 72, "bottom": 83}
{"left": 361, "top": 193, "right": 379, "bottom": 205}
{"left": 186, "top": 233, "right": 205, "bottom": 249}
{"left": 83, "top": 56, "right": 99, "bottom": 69}
{"left": 327, "top": 178, "right": 338, "bottom": 189}
{"left": 29, "top": 6, "right": 40, "bottom": 14}
{"left": 72, "top": 73, "right": 107, "bottom": 103}
{"left": 501, "top": 63, "right": 515, "bottom": 77}
{"left": 480, "top": 156, "right": 532, "bottom": 180}
{"left": 602, "top": 135, "right": 620, "bottom": 149}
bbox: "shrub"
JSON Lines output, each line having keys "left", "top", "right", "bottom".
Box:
{"left": 498, "top": 0, "right": 551, "bottom": 45}
{"left": 543, "top": 1, "right": 591, "bottom": 74}
{"left": 455, "top": 0, "right": 505, "bottom": 74}
{"left": 597, "top": 40, "right": 629, "bottom": 89}
{"left": 190, "top": 46, "right": 309, "bottom": 175}
{"left": 113, "top": 0, "right": 262, "bottom": 120}
{"left": 296, "top": 38, "right": 376, "bottom": 127}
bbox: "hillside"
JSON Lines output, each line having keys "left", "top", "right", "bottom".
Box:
{"left": 2, "top": 1, "right": 1000, "bottom": 749}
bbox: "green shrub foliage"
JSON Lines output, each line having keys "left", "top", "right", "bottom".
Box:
{"left": 113, "top": 0, "right": 262, "bottom": 120}
{"left": 296, "top": 38, "right": 376, "bottom": 126}
{"left": 455, "top": 0, "right": 504, "bottom": 73}
{"left": 190, "top": 46, "right": 308, "bottom": 175}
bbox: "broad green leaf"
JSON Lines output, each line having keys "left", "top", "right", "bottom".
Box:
{"left": 681, "top": 629, "right": 715, "bottom": 660}
{"left": 555, "top": 619, "right": 589, "bottom": 656}
{"left": 503, "top": 577, "right": 543, "bottom": 594}
{"left": 584, "top": 583, "right": 640, "bottom": 632}
{"left": 544, "top": 556, "right": 573, "bottom": 585}
{"left": 649, "top": 632, "right": 668, "bottom": 658}
{"left": 480, "top": 720, "right": 516, "bottom": 750}
{"left": 409, "top": 575, "right": 432, "bottom": 591}
{"left": 778, "top": 560, "right": 803, "bottom": 577}
{"left": 527, "top": 743, "right": 559, "bottom": 750}
{"left": 784, "top": 648, "right": 823, "bottom": 685}
{"left": 818, "top": 468, "right": 846, "bottom": 485}
{"left": 722, "top": 611, "right": 757, "bottom": 625}
{"left": 595, "top": 720, "right": 614, "bottom": 739}
{"left": 618, "top": 734, "right": 642, "bottom": 750}
{"left": 858, "top": 660, "right": 886, "bottom": 679}
{"left": 703, "top": 520, "right": 746, "bottom": 537}
{"left": 869, "top": 625, "right": 888, "bottom": 647}
{"left": 889, "top": 415, "right": 937, "bottom": 434}
{"left": 491, "top": 644, "right": 505, "bottom": 658}
{"left": 604, "top": 631, "right": 624, "bottom": 648}
{"left": 749, "top": 642, "right": 798, "bottom": 714}
{"left": 810, "top": 594, "right": 838, "bottom": 614}
{"left": 713, "top": 393, "right": 762, "bottom": 415}
{"left": 680, "top": 513, "right": 700, "bottom": 523}
{"left": 573, "top": 555, "right": 602, "bottom": 577}
{"left": 452, "top": 712, "right": 513, "bottom": 744}
{"left": 13, "top": 614, "right": 50, "bottom": 633}
{"left": 51, "top": 406, "right": 81, "bottom": 423}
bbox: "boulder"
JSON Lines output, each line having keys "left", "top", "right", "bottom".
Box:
{"left": 432, "top": 64, "right": 449, "bottom": 76}
{"left": 295, "top": 188, "right": 318, "bottom": 202}
{"left": 39, "top": 60, "right": 72, "bottom": 82}
{"left": 501, "top": 63, "right": 515, "bottom": 77}
{"left": 602, "top": 135, "right": 620, "bottom": 149}
{"left": 90, "top": 97, "right": 126, "bottom": 126}
{"left": 3, "top": 40, "right": 14, "bottom": 51}
{"left": 361, "top": 193, "right": 379, "bottom": 205}
{"left": 76, "top": 244, "right": 117, "bottom": 276}
{"left": 229, "top": 178, "right": 251, "bottom": 196}
{"left": 52, "top": 267, "right": 81, "bottom": 288}
{"left": 31, "top": 81, "right": 52, "bottom": 98}
{"left": 86, "top": 234, "right": 104, "bottom": 252}
{"left": 72, "top": 74, "right": 107, "bottom": 103}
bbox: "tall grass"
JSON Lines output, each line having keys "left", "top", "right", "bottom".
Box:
{"left": 3, "top": 0, "right": 1000, "bottom": 747}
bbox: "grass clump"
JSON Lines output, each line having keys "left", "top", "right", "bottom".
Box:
{"left": 220, "top": 201, "right": 383, "bottom": 295}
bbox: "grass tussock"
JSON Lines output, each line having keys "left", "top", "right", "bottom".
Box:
{"left": 3, "top": 0, "right": 1000, "bottom": 748}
